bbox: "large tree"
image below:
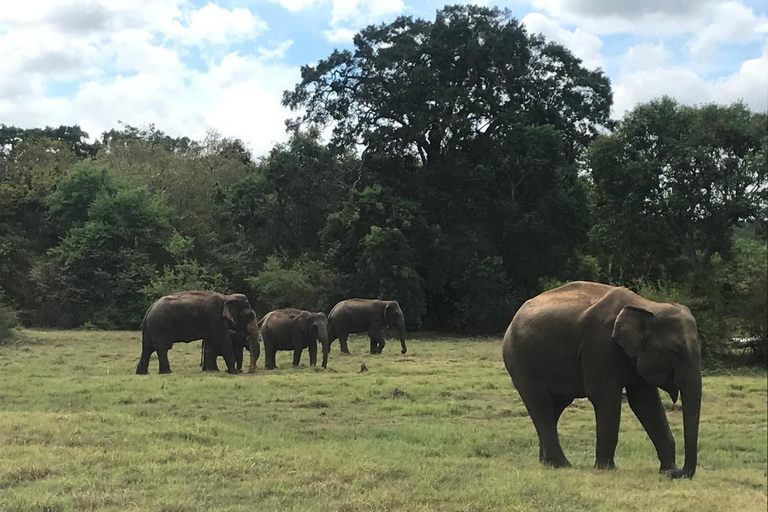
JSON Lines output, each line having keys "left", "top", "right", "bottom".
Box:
{"left": 589, "top": 97, "right": 768, "bottom": 285}
{"left": 283, "top": 4, "right": 609, "bottom": 320}
{"left": 283, "top": 4, "right": 611, "bottom": 165}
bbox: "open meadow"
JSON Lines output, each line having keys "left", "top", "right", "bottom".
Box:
{"left": 0, "top": 330, "right": 766, "bottom": 512}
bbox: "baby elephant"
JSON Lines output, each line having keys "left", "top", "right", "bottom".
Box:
{"left": 201, "top": 330, "right": 254, "bottom": 372}
{"left": 261, "top": 309, "right": 331, "bottom": 369}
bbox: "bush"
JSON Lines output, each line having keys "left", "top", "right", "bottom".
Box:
{"left": 0, "top": 289, "right": 18, "bottom": 345}
{"left": 143, "top": 259, "right": 231, "bottom": 302}
{"left": 454, "top": 256, "right": 518, "bottom": 334}
{"left": 247, "top": 256, "right": 342, "bottom": 315}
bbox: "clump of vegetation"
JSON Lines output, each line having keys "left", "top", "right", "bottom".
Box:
{"left": 0, "top": 288, "right": 17, "bottom": 345}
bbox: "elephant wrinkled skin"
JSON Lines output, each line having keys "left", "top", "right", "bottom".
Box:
{"left": 502, "top": 281, "right": 701, "bottom": 479}
{"left": 137, "top": 291, "right": 260, "bottom": 375}
{"left": 328, "top": 299, "right": 407, "bottom": 355}
{"left": 261, "top": 308, "right": 330, "bottom": 369}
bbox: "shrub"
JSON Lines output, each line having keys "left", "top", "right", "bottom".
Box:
{"left": 0, "top": 289, "right": 18, "bottom": 345}
{"left": 247, "top": 256, "right": 342, "bottom": 315}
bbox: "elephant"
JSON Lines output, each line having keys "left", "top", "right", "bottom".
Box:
{"left": 137, "top": 291, "right": 260, "bottom": 375}
{"left": 260, "top": 308, "right": 330, "bottom": 369}
{"left": 201, "top": 330, "right": 255, "bottom": 372}
{"left": 502, "top": 281, "right": 701, "bottom": 479}
{"left": 328, "top": 299, "right": 407, "bottom": 355}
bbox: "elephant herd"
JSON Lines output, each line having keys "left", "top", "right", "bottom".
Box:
{"left": 136, "top": 282, "right": 702, "bottom": 479}
{"left": 137, "top": 290, "right": 407, "bottom": 374}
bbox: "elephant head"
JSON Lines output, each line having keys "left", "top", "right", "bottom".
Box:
{"left": 383, "top": 301, "right": 407, "bottom": 354}
{"left": 223, "top": 294, "right": 261, "bottom": 372}
{"left": 612, "top": 303, "right": 701, "bottom": 478}
{"left": 296, "top": 311, "right": 330, "bottom": 368}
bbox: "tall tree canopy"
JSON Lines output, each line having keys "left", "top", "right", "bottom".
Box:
{"left": 284, "top": 4, "right": 611, "bottom": 165}
{"left": 590, "top": 97, "right": 768, "bottom": 284}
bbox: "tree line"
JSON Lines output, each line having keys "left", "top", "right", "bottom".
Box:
{"left": 0, "top": 5, "right": 765, "bottom": 363}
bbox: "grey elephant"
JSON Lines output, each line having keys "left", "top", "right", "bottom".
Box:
{"left": 201, "top": 330, "right": 254, "bottom": 372}
{"left": 328, "top": 299, "right": 407, "bottom": 355}
{"left": 261, "top": 308, "right": 330, "bottom": 369}
{"left": 137, "top": 291, "right": 260, "bottom": 375}
{"left": 502, "top": 281, "right": 701, "bottom": 479}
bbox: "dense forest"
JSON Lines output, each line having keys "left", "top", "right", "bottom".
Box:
{"left": 0, "top": 6, "right": 765, "bottom": 363}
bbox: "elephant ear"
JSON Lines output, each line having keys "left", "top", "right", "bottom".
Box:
{"left": 294, "top": 312, "right": 312, "bottom": 336}
{"left": 612, "top": 305, "right": 654, "bottom": 357}
{"left": 222, "top": 299, "right": 240, "bottom": 328}
{"left": 382, "top": 302, "right": 392, "bottom": 325}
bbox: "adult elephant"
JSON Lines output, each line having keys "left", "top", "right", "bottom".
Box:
{"left": 261, "top": 308, "right": 330, "bottom": 369}
{"left": 201, "top": 330, "right": 257, "bottom": 372}
{"left": 502, "top": 281, "right": 701, "bottom": 479}
{"left": 328, "top": 299, "right": 407, "bottom": 355}
{"left": 137, "top": 291, "right": 260, "bottom": 375}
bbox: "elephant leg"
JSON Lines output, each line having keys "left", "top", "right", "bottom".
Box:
{"left": 339, "top": 333, "right": 350, "bottom": 354}
{"left": 293, "top": 347, "right": 303, "bottom": 367}
{"left": 136, "top": 337, "right": 154, "bottom": 375}
{"left": 590, "top": 390, "right": 623, "bottom": 469}
{"left": 308, "top": 341, "right": 318, "bottom": 367}
{"left": 157, "top": 348, "right": 172, "bottom": 374}
{"left": 368, "top": 329, "right": 385, "bottom": 354}
{"left": 202, "top": 338, "right": 220, "bottom": 372}
{"left": 235, "top": 348, "right": 243, "bottom": 371}
{"left": 626, "top": 382, "right": 676, "bottom": 472}
{"left": 540, "top": 396, "right": 574, "bottom": 461}
{"left": 265, "top": 346, "right": 277, "bottom": 370}
{"left": 517, "top": 382, "right": 570, "bottom": 467}
{"left": 215, "top": 331, "right": 239, "bottom": 374}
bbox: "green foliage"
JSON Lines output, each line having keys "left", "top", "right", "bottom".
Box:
{"left": 0, "top": 288, "right": 17, "bottom": 345}
{"left": 143, "top": 260, "right": 229, "bottom": 301}
{"left": 284, "top": 5, "right": 611, "bottom": 162}
{"left": 454, "top": 256, "right": 516, "bottom": 333}
{"left": 590, "top": 98, "right": 767, "bottom": 284}
{"left": 247, "top": 256, "right": 342, "bottom": 314}
{"left": 32, "top": 165, "right": 173, "bottom": 328}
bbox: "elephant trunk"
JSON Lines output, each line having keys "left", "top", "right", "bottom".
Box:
{"left": 247, "top": 320, "right": 260, "bottom": 373}
{"left": 319, "top": 329, "right": 330, "bottom": 369}
{"left": 396, "top": 321, "right": 407, "bottom": 355}
{"left": 673, "top": 361, "right": 701, "bottom": 478}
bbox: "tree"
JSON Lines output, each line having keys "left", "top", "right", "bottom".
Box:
{"left": 283, "top": 4, "right": 611, "bottom": 164}
{"left": 32, "top": 163, "right": 174, "bottom": 328}
{"left": 589, "top": 98, "right": 768, "bottom": 285}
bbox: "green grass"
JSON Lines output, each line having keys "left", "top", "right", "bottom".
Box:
{"left": 0, "top": 330, "right": 766, "bottom": 512}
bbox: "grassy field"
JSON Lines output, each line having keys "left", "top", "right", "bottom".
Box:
{"left": 0, "top": 330, "right": 765, "bottom": 512}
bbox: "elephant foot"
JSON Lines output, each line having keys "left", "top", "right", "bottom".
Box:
{"left": 659, "top": 463, "right": 677, "bottom": 474}
{"left": 667, "top": 468, "right": 695, "bottom": 479}
{"left": 135, "top": 367, "right": 149, "bottom": 375}
{"left": 227, "top": 368, "right": 241, "bottom": 375}
{"left": 594, "top": 460, "right": 616, "bottom": 470}
{"left": 542, "top": 457, "right": 571, "bottom": 468}
{"left": 340, "top": 350, "right": 350, "bottom": 355}
{"left": 159, "top": 369, "right": 173, "bottom": 374}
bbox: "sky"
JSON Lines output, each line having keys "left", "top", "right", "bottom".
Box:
{"left": 1, "top": 0, "right": 766, "bottom": 155}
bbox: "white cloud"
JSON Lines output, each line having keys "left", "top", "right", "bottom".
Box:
{"left": 531, "top": 0, "right": 715, "bottom": 34}
{"left": 621, "top": 42, "right": 672, "bottom": 73}
{"left": 613, "top": 42, "right": 768, "bottom": 116}
{"left": 0, "top": 1, "right": 298, "bottom": 155}
{"left": 521, "top": 13, "right": 603, "bottom": 69}
{"left": 270, "top": 0, "right": 319, "bottom": 11}
{"left": 323, "top": 27, "right": 357, "bottom": 44}
{"left": 167, "top": 3, "right": 267, "bottom": 46}
{"left": 323, "top": 0, "right": 405, "bottom": 45}
{"left": 686, "top": 1, "right": 768, "bottom": 60}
